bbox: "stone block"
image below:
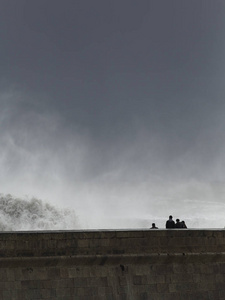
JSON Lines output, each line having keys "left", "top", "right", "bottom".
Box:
{"left": 219, "top": 263, "right": 225, "bottom": 273}
{"left": 2, "top": 290, "right": 12, "bottom": 300}
{"left": 55, "top": 278, "right": 74, "bottom": 288}
{"left": 133, "top": 275, "right": 148, "bottom": 285}
{"left": 57, "top": 239, "right": 67, "bottom": 249}
{"left": 151, "top": 263, "right": 174, "bottom": 274}
{"left": 0, "top": 269, "right": 7, "bottom": 280}
{"left": 98, "top": 286, "right": 113, "bottom": 296}
{"left": 47, "top": 239, "right": 57, "bottom": 248}
{"left": 87, "top": 276, "right": 108, "bottom": 287}
{"left": 138, "top": 292, "right": 149, "bottom": 300}
{"left": 73, "top": 277, "right": 88, "bottom": 287}
{"left": 60, "top": 267, "right": 69, "bottom": 278}
{"left": 134, "top": 283, "right": 158, "bottom": 294}
{"left": 66, "top": 238, "right": 78, "bottom": 248}
{"left": 5, "top": 240, "right": 16, "bottom": 250}
{"left": 183, "top": 291, "right": 209, "bottom": 300}
{"left": 170, "top": 273, "right": 194, "bottom": 283}
{"left": 208, "top": 290, "right": 220, "bottom": 300}
{"left": 219, "top": 289, "right": 225, "bottom": 299}
{"left": 24, "top": 288, "right": 42, "bottom": 299}
{"left": 68, "top": 267, "right": 80, "bottom": 278}
{"left": 21, "top": 279, "right": 43, "bottom": 289}
{"left": 6, "top": 269, "right": 16, "bottom": 281}
{"left": 0, "top": 282, "right": 7, "bottom": 290}
{"left": 78, "top": 239, "right": 89, "bottom": 248}
{"left": 0, "top": 241, "right": 6, "bottom": 250}
{"left": 40, "top": 288, "right": 57, "bottom": 298}
{"left": 12, "top": 268, "right": 22, "bottom": 281}
{"left": 169, "top": 282, "right": 198, "bottom": 293}
{"left": 47, "top": 267, "right": 61, "bottom": 279}
{"left": 173, "top": 263, "right": 194, "bottom": 273}
{"left": 89, "top": 239, "right": 101, "bottom": 248}
{"left": 116, "top": 231, "right": 144, "bottom": 238}
{"left": 156, "top": 283, "right": 169, "bottom": 293}
{"left": 41, "top": 279, "right": 53, "bottom": 289}
{"left": 118, "top": 275, "right": 127, "bottom": 286}
{"left": 215, "top": 273, "right": 225, "bottom": 282}
{"left": 56, "top": 287, "right": 72, "bottom": 297}
{"left": 5, "top": 280, "right": 21, "bottom": 290}
{"left": 77, "top": 286, "right": 98, "bottom": 296}
{"left": 147, "top": 274, "right": 166, "bottom": 284}
{"left": 99, "top": 238, "right": 110, "bottom": 247}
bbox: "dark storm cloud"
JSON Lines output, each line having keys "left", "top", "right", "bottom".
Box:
{"left": 1, "top": 1, "right": 225, "bottom": 227}
{"left": 1, "top": 1, "right": 224, "bottom": 117}
{"left": 1, "top": 0, "right": 225, "bottom": 156}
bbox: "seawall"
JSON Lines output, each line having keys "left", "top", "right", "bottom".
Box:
{"left": 0, "top": 229, "right": 225, "bottom": 299}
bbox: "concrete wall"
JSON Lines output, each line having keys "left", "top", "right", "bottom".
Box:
{"left": 0, "top": 229, "right": 225, "bottom": 300}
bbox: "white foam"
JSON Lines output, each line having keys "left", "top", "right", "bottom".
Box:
{"left": 0, "top": 194, "right": 79, "bottom": 231}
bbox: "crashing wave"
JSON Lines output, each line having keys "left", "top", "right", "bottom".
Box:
{"left": 0, "top": 194, "right": 79, "bottom": 231}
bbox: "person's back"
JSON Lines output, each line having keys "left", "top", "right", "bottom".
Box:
{"left": 150, "top": 223, "right": 158, "bottom": 229}
{"left": 175, "top": 219, "right": 182, "bottom": 228}
{"left": 181, "top": 221, "right": 187, "bottom": 228}
{"left": 166, "top": 215, "right": 175, "bottom": 228}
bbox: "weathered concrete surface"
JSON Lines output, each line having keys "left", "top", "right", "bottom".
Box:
{"left": 0, "top": 229, "right": 225, "bottom": 299}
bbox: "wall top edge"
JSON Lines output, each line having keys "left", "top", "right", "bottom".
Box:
{"left": 0, "top": 228, "right": 224, "bottom": 234}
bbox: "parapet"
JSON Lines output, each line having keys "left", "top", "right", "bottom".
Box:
{"left": 0, "top": 229, "right": 225, "bottom": 299}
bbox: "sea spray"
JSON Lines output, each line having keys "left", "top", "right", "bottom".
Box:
{"left": 0, "top": 194, "right": 79, "bottom": 231}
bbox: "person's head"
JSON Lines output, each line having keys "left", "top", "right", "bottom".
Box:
{"left": 176, "top": 219, "right": 180, "bottom": 223}
{"left": 169, "top": 215, "right": 173, "bottom": 220}
{"left": 152, "top": 223, "right": 156, "bottom": 227}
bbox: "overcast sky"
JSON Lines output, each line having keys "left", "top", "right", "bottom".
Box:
{"left": 1, "top": 0, "right": 225, "bottom": 228}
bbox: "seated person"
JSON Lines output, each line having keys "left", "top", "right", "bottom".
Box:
{"left": 181, "top": 220, "right": 187, "bottom": 228}
{"left": 150, "top": 223, "right": 158, "bottom": 229}
{"left": 175, "top": 219, "right": 182, "bottom": 228}
{"left": 166, "top": 215, "right": 175, "bottom": 228}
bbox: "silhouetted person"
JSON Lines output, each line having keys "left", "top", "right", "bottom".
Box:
{"left": 175, "top": 218, "right": 182, "bottom": 228}
{"left": 181, "top": 221, "right": 187, "bottom": 228}
{"left": 150, "top": 223, "right": 158, "bottom": 229}
{"left": 166, "top": 215, "right": 175, "bottom": 228}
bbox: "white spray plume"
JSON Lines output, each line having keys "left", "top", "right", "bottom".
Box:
{"left": 0, "top": 91, "right": 225, "bottom": 230}
{"left": 0, "top": 194, "right": 79, "bottom": 231}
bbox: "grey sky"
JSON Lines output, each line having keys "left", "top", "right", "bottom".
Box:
{"left": 1, "top": 0, "right": 225, "bottom": 227}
